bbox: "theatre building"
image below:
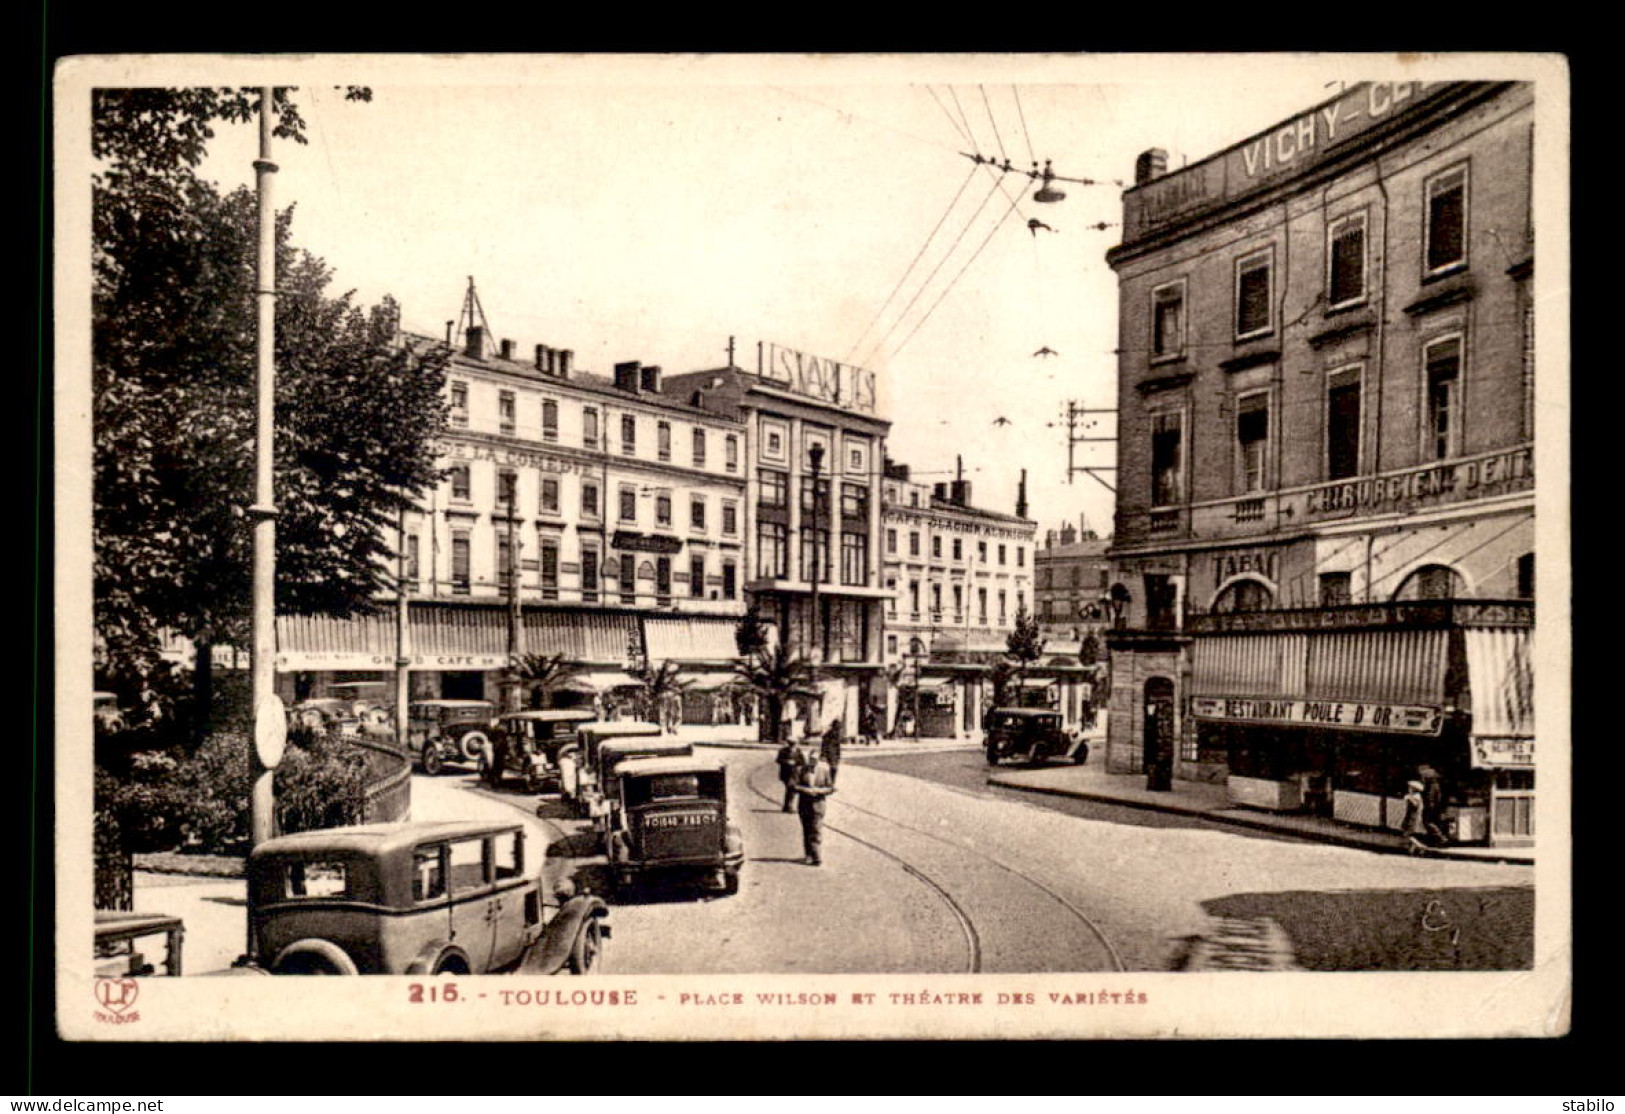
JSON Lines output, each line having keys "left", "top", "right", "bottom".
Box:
{"left": 1103, "top": 82, "right": 1536, "bottom": 846}
{"left": 666, "top": 343, "right": 892, "bottom": 735}
{"left": 275, "top": 325, "right": 749, "bottom": 715}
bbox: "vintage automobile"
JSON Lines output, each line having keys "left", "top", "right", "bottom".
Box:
{"left": 983, "top": 707, "right": 1090, "bottom": 767}
{"left": 408, "top": 699, "right": 499, "bottom": 775}
{"left": 589, "top": 736, "right": 696, "bottom": 837}
{"left": 558, "top": 721, "right": 664, "bottom": 813}
{"left": 605, "top": 755, "right": 743, "bottom": 896}
{"left": 482, "top": 709, "right": 597, "bottom": 792}
{"left": 290, "top": 698, "right": 361, "bottom": 737}
{"left": 240, "top": 819, "right": 608, "bottom": 976}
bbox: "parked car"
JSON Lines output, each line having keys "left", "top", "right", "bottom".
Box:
{"left": 605, "top": 755, "right": 743, "bottom": 896}
{"left": 240, "top": 819, "right": 608, "bottom": 976}
{"left": 408, "top": 699, "right": 498, "bottom": 775}
{"left": 590, "top": 737, "right": 696, "bottom": 837}
{"left": 290, "top": 698, "right": 360, "bottom": 737}
{"left": 483, "top": 709, "right": 597, "bottom": 792}
{"left": 983, "top": 707, "right": 1089, "bottom": 767}
{"left": 558, "top": 721, "right": 664, "bottom": 814}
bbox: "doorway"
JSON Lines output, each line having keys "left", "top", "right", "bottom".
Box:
{"left": 1144, "top": 677, "right": 1176, "bottom": 791}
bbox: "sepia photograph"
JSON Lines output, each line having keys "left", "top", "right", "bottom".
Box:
{"left": 53, "top": 52, "right": 1569, "bottom": 1042}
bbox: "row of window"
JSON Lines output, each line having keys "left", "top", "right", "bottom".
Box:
{"left": 448, "top": 381, "right": 741, "bottom": 472}
{"left": 1036, "top": 565, "right": 1111, "bottom": 589}
{"left": 884, "top": 530, "right": 1025, "bottom": 567}
{"left": 754, "top": 523, "right": 870, "bottom": 586}
{"left": 1149, "top": 162, "right": 1469, "bottom": 360}
{"left": 420, "top": 531, "right": 739, "bottom": 603}
{"left": 446, "top": 465, "right": 740, "bottom": 535}
{"left": 755, "top": 470, "right": 871, "bottom": 519}
{"left": 884, "top": 580, "right": 1023, "bottom": 627}
{"left": 1147, "top": 335, "right": 1470, "bottom": 508}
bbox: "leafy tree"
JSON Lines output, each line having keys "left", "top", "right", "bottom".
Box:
{"left": 623, "top": 659, "right": 690, "bottom": 731}
{"left": 91, "top": 89, "right": 448, "bottom": 725}
{"left": 730, "top": 643, "right": 820, "bottom": 743}
{"left": 1005, "top": 603, "right": 1047, "bottom": 693}
{"left": 510, "top": 652, "right": 582, "bottom": 709}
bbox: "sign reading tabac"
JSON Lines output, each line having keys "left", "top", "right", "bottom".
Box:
{"left": 761, "top": 342, "right": 877, "bottom": 415}
{"left": 1192, "top": 695, "right": 1442, "bottom": 735}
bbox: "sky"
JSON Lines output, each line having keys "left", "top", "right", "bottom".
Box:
{"left": 127, "top": 52, "right": 1516, "bottom": 543}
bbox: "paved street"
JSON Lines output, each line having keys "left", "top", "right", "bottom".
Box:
{"left": 132, "top": 743, "right": 1535, "bottom": 975}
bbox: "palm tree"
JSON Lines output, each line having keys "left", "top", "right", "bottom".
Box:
{"left": 730, "top": 643, "right": 820, "bottom": 743}
{"left": 509, "top": 652, "right": 582, "bottom": 710}
{"left": 624, "top": 658, "right": 690, "bottom": 732}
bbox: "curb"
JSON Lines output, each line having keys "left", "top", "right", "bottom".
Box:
{"left": 986, "top": 776, "right": 1533, "bottom": 863}
{"left": 698, "top": 739, "right": 982, "bottom": 756}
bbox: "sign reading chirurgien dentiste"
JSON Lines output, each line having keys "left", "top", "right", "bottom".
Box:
{"left": 761, "top": 342, "right": 877, "bottom": 414}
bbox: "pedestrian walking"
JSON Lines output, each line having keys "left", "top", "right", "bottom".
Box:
{"left": 821, "top": 720, "right": 844, "bottom": 785}
{"left": 793, "top": 747, "right": 836, "bottom": 866}
{"left": 858, "top": 705, "right": 878, "bottom": 747}
{"left": 1417, "top": 763, "right": 1447, "bottom": 846}
{"left": 775, "top": 737, "right": 802, "bottom": 812}
{"left": 1401, "top": 780, "right": 1430, "bottom": 855}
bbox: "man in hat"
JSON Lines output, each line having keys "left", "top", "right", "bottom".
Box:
{"left": 793, "top": 745, "right": 837, "bottom": 866}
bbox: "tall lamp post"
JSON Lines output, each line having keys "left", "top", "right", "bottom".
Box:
{"left": 807, "top": 443, "right": 824, "bottom": 668}
{"left": 248, "top": 89, "right": 285, "bottom": 858}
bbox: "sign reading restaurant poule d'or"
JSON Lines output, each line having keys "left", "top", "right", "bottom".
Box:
{"left": 1126, "top": 82, "right": 1450, "bottom": 238}
{"left": 1192, "top": 695, "right": 1442, "bottom": 735}
{"left": 761, "top": 343, "right": 877, "bottom": 415}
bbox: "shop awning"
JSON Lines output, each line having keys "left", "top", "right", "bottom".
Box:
{"left": 1464, "top": 627, "right": 1533, "bottom": 740}
{"left": 1192, "top": 635, "right": 1307, "bottom": 698}
{"left": 523, "top": 610, "right": 640, "bottom": 664}
{"left": 1305, "top": 628, "right": 1446, "bottom": 706}
{"left": 681, "top": 674, "right": 737, "bottom": 692}
{"left": 564, "top": 670, "right": 645, "bottom": 693}
{"left": 643, "top": 616, "right": 741, "bottom": 664}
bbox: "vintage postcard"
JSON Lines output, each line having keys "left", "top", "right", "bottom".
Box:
{"left": 54, "top": 51, "right": 1570, "bottom": 1041}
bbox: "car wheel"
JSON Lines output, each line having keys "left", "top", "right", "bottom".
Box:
{"left": 1073, "top": 744, "right": 1090, "bottom": 766}
{"left": 985, "top": 748, "right": 1000, "bottom": 767}
{"left": 460, "top": 730, "right": 490, "bottom": 764}
{"left": 569, "top": 918, "right": 604, "bottom": 975}
{"left": 421, "top": 744, "right": 444, "bottom": 777}
{"left": 271, "top": 939, "right": 359, "bottom": 976}
{"left": 723, "top": 868, "right": 740, "bottom": 896}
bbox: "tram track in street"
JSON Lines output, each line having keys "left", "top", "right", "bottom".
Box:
{"left": 745, "top": 758, "right": 1127, "bottom": 974}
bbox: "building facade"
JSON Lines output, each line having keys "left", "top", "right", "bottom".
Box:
{"left": 276, "top": 327, "right": 749, "bottom": 715}
{"left": 875, "top": 464, "right": 1083, "bottom": 739}
{"left": 1034, "top": 522, "right": 1112, "bottom": 652}
{"left": 1103, "top": 82, "right": 1535, "bottom": 846}
{"left": 667, "top": 343, "right": 892, "bottom": 736}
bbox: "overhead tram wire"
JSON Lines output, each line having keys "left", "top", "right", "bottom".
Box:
{"left": 857, "top": 174, "right": 1006, "bottom": 369}
{"left": 927, "top": 85, "right": 973, "bottom": 147}
{"left": 843, "top": 161, "right": 981, "bottom": 366}
{"left": 1012, "top": 84, "right": 1037, "bottom": 167}
{"left": 885, "top": 187, "right": 1026, "bottom": 364}
{"left": 980, "top": 85, "right": 1009, "bottom": 168}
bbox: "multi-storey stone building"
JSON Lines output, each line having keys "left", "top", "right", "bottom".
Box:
{"left": 1034, "top": 521, "right": 1112, "bottom": 650}
{"left": 1103, "top": 81, "right": 1536, "bottom": 846}
{"left": 275, "top": 326, "right": 749, "bottom": 714}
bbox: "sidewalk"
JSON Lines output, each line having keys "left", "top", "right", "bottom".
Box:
{"left": 988, "top": 761, "right": 1535, "bottom": 865}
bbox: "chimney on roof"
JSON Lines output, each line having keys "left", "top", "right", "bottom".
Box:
{"left": 933, "top": 482, "right": 948, "bottom": 501}
{"left": 640, "top": 365, "right": 663, "bottom": 394}
{"left": 464, "top": 325, "right": 485, "bottom": 360}
{"left": 559, "top": 349, "right": 573, "bottom": 379}
{"left": 499, "top": 338, "right": 515, "bottom": 361}
{"left": 951, "top": 479, "right": 972, "bottom": 507}
{"left": 534, "top": 344, "right": 547, "bottom": 372}
{"left": 1060, "top": 522, "right": 1077, "bottom": 545}
{"left": 614, "top": 360, "right": 642, "bottom": 393}
{"left": 1135, "top": 148, "right": 1168, "bottom": 186}
{"left": 1016, "top": 468, "right": 1029, "bottom": 519}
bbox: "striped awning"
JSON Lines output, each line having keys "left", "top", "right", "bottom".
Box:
{"left": 1192, "top": 634, "right": 1306, "bottom": 698}
{"left": 522, "top": 610, "right": 640, "bottom": 664}
{"left": 1464, "top": 627, "right": 1533, "bottom": 739}
{"left": 643, "top": 616, "right": 741, "bottom": 664}
{"left": 1305, "top": 629, "right": 1446, "bottom": 706}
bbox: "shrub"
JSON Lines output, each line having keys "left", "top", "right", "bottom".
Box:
{"left": 275, "top": 731, "right": 369, "bottom": 835}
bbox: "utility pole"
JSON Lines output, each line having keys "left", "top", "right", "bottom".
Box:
{"left": 504, "top": 477, "right": 522, "bottom": 711}
{"left": 395, "top": 506, "right": 411, "bottom": 757}
{"left": 807, "top": 443, "right": 825, "bottom": 670}
{"left": 248, "top": 88, "right": 284, "bottom": 864}
{"left": 1062, "top": 400, "right": 1119, "bottom": 493}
